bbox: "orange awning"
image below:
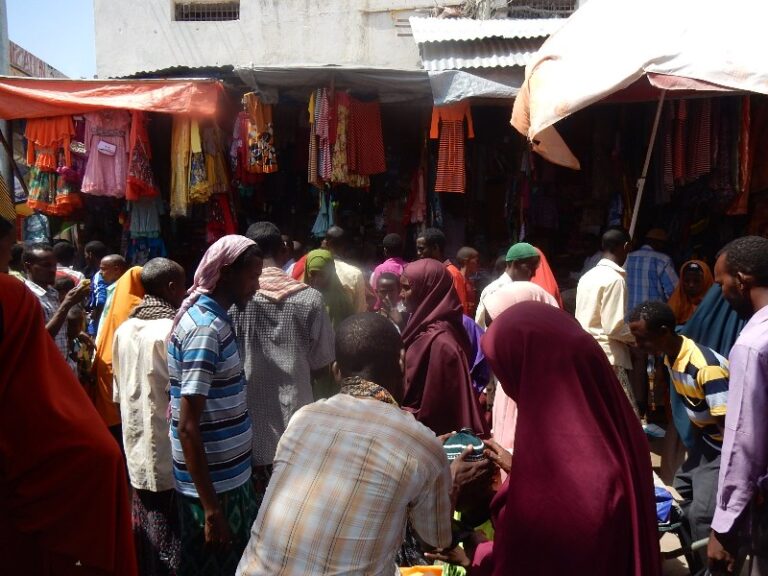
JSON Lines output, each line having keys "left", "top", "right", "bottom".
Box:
{"left": 0, "top": 77, "right": 223, "bottom": 120}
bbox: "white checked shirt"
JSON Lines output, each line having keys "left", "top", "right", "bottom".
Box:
{"left": 25, "top": 279, "right": 69, "bottom": 362}
{"left": 237, "top": 394, "right": 453, "bottom": 576}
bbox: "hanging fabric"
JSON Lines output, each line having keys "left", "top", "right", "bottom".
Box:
{"left": 202, "top": 122, "right": 230, "bottom": 194}
{"left": 430, "top": 102, "right": 474, "bottom": 194}
{"left": 188, "top": 120, "right": 211, "bottom": 204}
{"left": 81, "top": 110, "right": 131, "bottom": 197}
{"left": 348, "top": 97, "right": 386, "bottom": 177}
{"left": 244, "top": 92, "right": 278, "bottom": 174}
{"left": 25, "top": 116, "right": 75, "bottom": 171}
{"left": 170, "top": 116, "right": 191, "bottom": 217}
{"left": 126, "top": 111, "right": 159, "bottom": 200}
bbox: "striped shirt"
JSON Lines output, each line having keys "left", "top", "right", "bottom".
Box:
{"left": 625, "top": 245, "right": 679, "bottom": 312}
{"left": 168, "top": 295, "right": 252, "bottom": 497}
{"left": 665, "top": 336, "right": 729, "bottom": 449}
{"left": 236, "top": 394, "right": 453, "bottom": 576}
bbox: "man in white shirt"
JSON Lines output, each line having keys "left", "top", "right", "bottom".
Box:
{"left": 112, "top": 257, "right": 187, "bottom": 576}
{"left": 324, "top": 226, "right": 368, "bottom": 313}
{"left": 475, "top": 242, "right": 541, "bottom": 328}
{"left": 575, "top": 227, "right": 639, "bottom": 417}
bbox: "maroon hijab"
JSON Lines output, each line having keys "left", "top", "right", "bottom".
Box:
{"left": 481, "top": 301, "right": 660, "bottom": 576}
{"left": 401, "top": 259, "right": 487, "bottom": 436}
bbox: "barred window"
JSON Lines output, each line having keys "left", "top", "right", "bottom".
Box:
{"left": 174, "top": 1, "right": 240, "bottom": 21}
{"left": 502, "top": 0, "right": 577, "bottom": 18}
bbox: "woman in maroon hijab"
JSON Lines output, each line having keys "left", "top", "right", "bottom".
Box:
{"left": 480, "top": 301, "right": 661, "bottom": 575}
{"left": 400, "top": 259, "right": 487, "bottom": 436}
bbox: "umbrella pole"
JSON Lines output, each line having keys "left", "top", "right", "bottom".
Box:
{"left": 629, "top": 89, "right": 667, "bottom": 239}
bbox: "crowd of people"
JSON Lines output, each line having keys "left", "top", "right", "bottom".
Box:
{"left": 1, "top": 213, "right": 767, "bottom": 576}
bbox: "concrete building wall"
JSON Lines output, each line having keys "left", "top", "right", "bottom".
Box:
{"left": 94, "top": 0, "right": 463, "bottom": 78}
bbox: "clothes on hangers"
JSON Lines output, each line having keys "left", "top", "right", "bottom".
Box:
{"left": 430, "top": 102, "right": 474, "bottom": 194}
{"left": 82, "top": 110, "right": 131, "bottom": 197}
{"left": 126, "top": 111, "right": 159, "bottom": 200}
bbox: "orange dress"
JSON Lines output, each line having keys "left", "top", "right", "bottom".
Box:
{"left": 430, "top": 102, "right": 474, "bottom": 193}
{"left": 25, "top": 116, "right": 74, "bottom": 171}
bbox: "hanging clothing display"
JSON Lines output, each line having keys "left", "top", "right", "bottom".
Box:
{"left": 81, "top": 110, "right": 131, "bottom": 197}
{"left": 170, "top": 116, "right": 191, "bottom": 217}
{"left": 126, "top": 111, "right": 159, "bottom": 200}
{"left": 243, "top": 92, "right": 279, "bottom": 174}
{"left": 188, "top": 120, "right": 211, "bottom": 204}
{"left": 202, "top": 122, "right": 230, "bottom": 195}
{"left": 25, "top": 116, "right": 74, "bottom": 171}
{"left": 347, "top": 97, "right": 386, "bottom": 177}
{"left": 206, "top": 194, "right": 237, "bottom": 243}
{"left": 430, "top": 102, "right": 474, "bottom": 194}
{"left": 311, "top": 187, "right": 334, "bottom": 238}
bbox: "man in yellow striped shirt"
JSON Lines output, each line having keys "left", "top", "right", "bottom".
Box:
{"left": 630, "top": 300, "right": 729, "bottom": 576}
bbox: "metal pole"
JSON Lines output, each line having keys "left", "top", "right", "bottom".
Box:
{"left": 0, "top": 1, "right": 11, "bottom": 193}
{"left": 629, "top": 89, "right": 667, "bottom": 239}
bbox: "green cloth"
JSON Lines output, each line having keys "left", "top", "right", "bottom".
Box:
{"left": 304, "top": 249, "right": 354, "bottom": 329}
{"left": 177, "top": 482, "right": 258, "bottom": 576}
{"left": 505, "top": 242, "right": 538, "bottom": 262}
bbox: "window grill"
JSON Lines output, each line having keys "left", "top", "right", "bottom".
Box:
{"left": 174, "top": 2, "right": 240, "bottom": 21}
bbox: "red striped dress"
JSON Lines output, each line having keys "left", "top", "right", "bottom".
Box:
{"left": 430, "top": 102, "right": 474, "bottom": 193}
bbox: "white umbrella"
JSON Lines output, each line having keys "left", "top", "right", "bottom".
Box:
{"left": 511, "top": 0, "right": 768, "bottom": 235}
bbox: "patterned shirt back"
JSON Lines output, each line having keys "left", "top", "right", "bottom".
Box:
{"left": 168, "top": 295, "right": 252, "bottom": 497}
{"left": 237, "top": 394, "right": 453, "bottom": 575}
{"left": 625, "top": 245, "right": 679, "bottom": 312}
{"left": 665, "top": 335, "right": 729, "bottom": 449}
{"left": 25, "top": 279, "right": 69, "bottom": 361}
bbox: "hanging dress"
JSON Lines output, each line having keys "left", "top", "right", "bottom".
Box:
{"left": 188, "top": 120, "right": 211, "bottom": 204}
{"left": 348, "top": 97, "right": 386, "bottom": 176}
{"left": 81, "top": 110, "right": 131, "bottom": 197}
{"left": 430, "top": 102, "right": 474, "bottom": 194}
{"left": 126, "top": 111, "right": 159, "bottom": 200}
{"left": 244, "top": 92, "right": 278, "bottom": 174}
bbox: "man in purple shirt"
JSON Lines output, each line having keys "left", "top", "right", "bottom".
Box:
{"left": 709, "top": 236, "right": 768, "bottom": 575}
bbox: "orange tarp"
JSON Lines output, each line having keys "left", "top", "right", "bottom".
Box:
{"left": 0, "top": 77, "right": 223, "bottom": 120}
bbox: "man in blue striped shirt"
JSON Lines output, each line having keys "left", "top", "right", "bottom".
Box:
{"left": 168, "top": 237, "right": 263, "bottom": 576}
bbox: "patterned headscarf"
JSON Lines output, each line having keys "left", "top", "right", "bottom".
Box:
{"left": 172, "top": 234, "right": 255, "bottom": 331}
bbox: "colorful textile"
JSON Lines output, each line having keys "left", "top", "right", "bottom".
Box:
{"left": 132, "top": 489, "right": 180, "bottom": 576}
{"left": 172, "top": 234, "right": 255, "bottom": 331}
{"left": 712, "top": 304, "right": 768, "bottom": 535}
{"left": 168, "top": 294, "right": 252, "bottom": 497}
{"left": 664, "top": 336, "right": 729, "bottom": 448}
{"left": 92, "top": 267, "right": 145, "bottom": 428}
{"left": 244, "top": 92, "right": 278, "bottom": 174}
{"left": 113, "top": 314, "right": 175, "bottom": 491}
{"left": 348, "top": 97, "right": 386, "bottom": 176}
{"left": 575, "top": 258, "right": 634, "bottom": 370}
{"left": 401, "top": 259, "right": 487, "bottom": 436}
{"left": 230, "top": 268, "right": 335, "bottom": 466}
{"left": 24, "top": 115, "right": 74, "bottom": 171}
{"left": 236, "top": 393, "right": 452, "bottom": 576}
{"left": 178, "top": 483, "right": 257, "bottom": 576}
{"left": 667, "top": 260, "right": 714, "bottom": 325}
{"left": 339, "top": 375, "right": 398, "bottom": 406}
{"left": 625, "top": 245, "right": 679, "bottom": 312}
{"left": 462, "top": 314, "right": 490, "bottom": 396}
{"left": 170, "top": 117, "right": 191, "bottom": 217}
{"left": 481, "top": 302, "right": 661, "bottom": 576}
{"left": 126, "top": 111, "right": 159, "bottom": 200}
{"left": 188, "top": 120, "right": 211, "bottom": 204}
{"left": 531, "top": 247, "right": 564, "bottom": 308}
{"left": 0, "top": 275, "right": 137, "bottom": 576}
{"left": 445, "top": 260, "right": 470, "bottom": 315}
{"left": 82, "top": 110, "right": 131, "bottom": 197}
{"left": 370, "top": 256, "right": 408, "bottom": 289}
{"left": 430, "top": 102, "right": 474, "bottom": 194}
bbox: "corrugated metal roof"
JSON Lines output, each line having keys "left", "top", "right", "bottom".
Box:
{"left": 419, "top": 37, "right": 545, "bottom": 71}
{"left": 409, "top": 17, "right": 565, "bottom": 44}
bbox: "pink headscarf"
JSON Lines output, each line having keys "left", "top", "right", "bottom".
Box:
{"left": 484, "top": 281, "right": 558, "bottom": 321}
{"left": 172, "top": 234, "right": 255, "bottom": 331}
{"left": 485, "top": 281, "right": 560, "bottom": 457}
